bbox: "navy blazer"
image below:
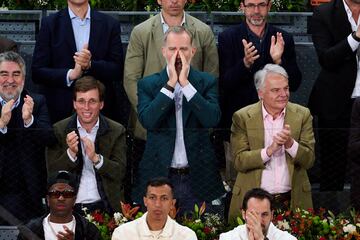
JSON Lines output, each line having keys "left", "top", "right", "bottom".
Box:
{"left": 218, "top": 22, "right": 302, "bottom": 137}
{"left": 309, "top": 0, "right": 356, "bottom": 118}
{"left": 32, "top": 8, "right": 124, "bottom": 123}
{"left": 132, "top": 67, "right": 225, "bottom": 203}
{"left": 0, "top": 90, "right": 52, "bottom": 223}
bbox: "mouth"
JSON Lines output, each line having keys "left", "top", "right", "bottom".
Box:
{"left": 82, "top": 112, "right": 92, "bottom": 118}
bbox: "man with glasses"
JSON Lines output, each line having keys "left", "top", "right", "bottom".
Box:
{"left": 218, "top": 0, "right": 302, "bottom": 186}
{"left": 46, "top": 76, "right": 127, "bottom": 215}
{"left": 0, "top": 51, "right": 52, "bottom": 225}
{"left": 18, "top": 170, "right": 100, "bottom": 239}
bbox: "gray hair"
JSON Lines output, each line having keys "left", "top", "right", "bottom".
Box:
{"left": 0, "top": 51, "right": 26, "bottom": 77}
{"left": 163, "top": 26, "right": 193, "bottom": 46}
{"left": 254, "top": 64, "right": 288, "bottom": 91}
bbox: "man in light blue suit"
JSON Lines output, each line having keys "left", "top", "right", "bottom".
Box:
{"left": 132, "top": 26, "right": 225, "bottom": 214}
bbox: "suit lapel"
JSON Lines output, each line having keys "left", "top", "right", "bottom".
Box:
{"left": 89, "top": 9, "right": 101, "bottom": 53}
{"left": 152, "top": 15, "right": 166, "bottom": 67}
{"left": 247, "top": 102, "right": 265, "bottom": 150}
{"left": 60, "top": 9, "right": 77, "bottom": 53}
{"left": 333, "top": 0, "right": 352, "bottom": 40}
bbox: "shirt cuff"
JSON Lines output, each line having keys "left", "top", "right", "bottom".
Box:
{"left": 0, "top": 126, "right": 7, "bottom": 134}
{"left": 66, "top": 69, "right": 74, "bottom": 87}
{"left": 160, "top": 88, "right": 175, "bottom": 99}
{"left": 261, "top": 148, "right": 271, "bottom": 164}
{"left": 67, "top": 148, "right": 77, "bottom": 162}
{"left": 182, "top": 83, "right": 197, "bottom": 101}
{"left": 285, "top": 140, "right": 299, "bottom": 158}
{"left": 94, "top": 154, "right": 104, "bottom": 170}
{"left": 348, "top": 33, "right": 360, "bottom": 52}
{"left": 24, "top": 115, "right": 34, "bottom": 128}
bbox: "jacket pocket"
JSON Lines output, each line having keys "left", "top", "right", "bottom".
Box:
{"left": 232, "top": 184, "right": 242, "bottom": 196}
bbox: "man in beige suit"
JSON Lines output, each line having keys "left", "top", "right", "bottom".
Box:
{"left": 124, "top": 0, "right": 219, "bottom": 198}
{"left": 228, "top": 64, "right": 314, "bottom": 221}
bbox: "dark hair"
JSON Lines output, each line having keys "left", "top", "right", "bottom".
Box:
{"left": 145, "top": 177, "right": 174, "bottom": 197}
{"left": 242, "top": 188, "right": 274, "bottom": 210}
{"left": 47, "top": 170, "right": 78, "bottom": 193}
{"left": 73, "top": 76, "right": 105, "bottom": 101}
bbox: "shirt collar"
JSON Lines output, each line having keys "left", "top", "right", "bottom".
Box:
{"left": 139, "top": 212, "right": 173, "bottom": 237}
{"left": 68, "top": 4, "right": 91, "bottom": 20}
{"left": 76, "top": 117, "right": 99, "bottom": 131}
{"left": 261, "top": 101, "right": 286, "bottom": 120}
{"left": 0, "top": 95, "right": 21, "bottom": 109}
{"left": 160, "top": 11, "right": 186, "bottom": 26}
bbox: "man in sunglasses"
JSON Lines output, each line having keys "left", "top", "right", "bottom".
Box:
{"left": 217, "top": 0, "right": 302, "bottom": 187}
{"left": 17, "top": 170, "right": 100, "bottom": 240}
{"left": 46, "top": 76, "right": 127, "bottom": 215}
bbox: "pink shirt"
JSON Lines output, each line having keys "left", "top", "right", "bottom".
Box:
{"left": 260, "top": 103, "right": 299, "bottom": 194}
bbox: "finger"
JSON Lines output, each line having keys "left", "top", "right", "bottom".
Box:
{"left": 271, "top": 35, "right": 276, "bottom": 46}
{"left": 242, "top": 39, "right": 248, "bottom": 47}
{"left": 82, "top": 43, "right": 89, "bottom": 50}
{"left": 251, "top": 54, "right": 260, "bottom": 61}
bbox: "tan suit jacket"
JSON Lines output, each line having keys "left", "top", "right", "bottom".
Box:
{"left": 124, "top": 13, "right": 219, "bottom": 140}
{"left": 228, "top": 101, "right": 315, "bottom": 221}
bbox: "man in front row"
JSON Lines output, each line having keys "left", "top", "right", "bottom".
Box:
{"left": 220, "top": 188, "right": 297, "bottom": 240}
{"left": 228, "top": 64, "right": 315, "bottom": 221}
{"left": 132, "top": 26, "right": 225, "bottom": 214}
{"left": 112, "top": 177, "right": 197, "bottom": 240}
{"left": 18, "top": 170, "right": 100, "bottom": 239}
{"left": 47, "top": 76, "right": 127, "bottom": 214}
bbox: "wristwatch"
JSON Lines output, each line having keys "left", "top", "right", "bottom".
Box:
{"left": 352, "top": 31, "right": 360, "bottom": 42}
{"left": 164, "top": 83, "right": 175, "bottom": 93}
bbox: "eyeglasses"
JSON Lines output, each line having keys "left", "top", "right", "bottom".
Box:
{"left": 243, "top": 2, "right": 269, "bottom": 10}
{"left": 75, "top": 98, "right": 99, "bottom": 107}
{"left": 48, "top": 190, "right": 75, "bottom": 199}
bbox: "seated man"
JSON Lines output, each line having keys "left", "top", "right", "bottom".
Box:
{"left": 46, "top": 76, "right": 127, "bottom": 214}
{"left": 220, "top": 188, "right": 297, "bottom": 240}
{"left": 112, "top": 177, "right": 197, "bottom": 240}
{"left": 229, "top": 64, "right": 315, "bottom": 221}
{"left": 17, "top": 170, "right": 100, "bottom": 239}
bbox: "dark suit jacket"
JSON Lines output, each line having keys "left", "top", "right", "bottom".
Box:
{"left": 131, "top": 67, "right": 225, "bottom": 203}
{"left": 309, "top": 0, "right": 356, "bottom": 118}
{"left": 46, "top": 114, "right": 127, "bottom": 212}
{"left": 348, "top": 98, "right": 360, "bottom": 209}
{"left": 0, "top": 90, "right": 52, "bottom": 223}
{"left": 32, "top": 8, "right": 124, "bottom": 124}
{"left": 17, "top": 212, "right": 100, "bottom": 240}
{"left": 218, "top": 22, "right": 302, "bottom": 138}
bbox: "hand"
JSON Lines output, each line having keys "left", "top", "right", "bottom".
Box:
{"left": 0, "top": 99, "right": 15, "bottom": 128}
{"left": 273, "top": 124, "right": 292, "bottom": 146}
{"left": 56, "top": 225, "right": 74, "bottom": 240}
{"left": 69, "top": 63, "right": 83, "bottom": 81}
{"left": 81, "top": 136, "right": 97, "bottom": 163}
{"left": 270, "top": 32, "right": 284, "bottom": 64}
{"left": 66, "top": 131, "right": 79, "bottom": 158}
{"left": 178, "top": 50, "right": 190, "bottom": 87}
{"left": 242, "top": 39, "right": 260, "bottom": 68}
{"left": 246, "top": 210, "right": 265, "bottom": 240}
{"left": 74, "top": 43, "right": 92, "bottom": 71}
{"left": 356, "top": 25, "right": 360, "bottom": 40}
{"left": 22, "top": 95, "right": 34, "bottom": 125}
{"left": 167, "top": 50, "right": 179, "bottom": 88}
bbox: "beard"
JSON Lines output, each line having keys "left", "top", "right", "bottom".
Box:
{"left": 248, "top": 14, "right": 266, "bottom": 26}
{"left": 0, "top": 83, "right": 23, "bottom": 101}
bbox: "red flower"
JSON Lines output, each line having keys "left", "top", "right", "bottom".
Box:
{"left": 276, "top": 215, "right": 283, "bottom": 221}
{"left": 92, "top": 211, "right": 104, "bottom": 223}
{"left": 203, "top": 226, "right": 212, "bottom": 234}
{"left": 319, "top": 237, "right": 326, "bottom": 240}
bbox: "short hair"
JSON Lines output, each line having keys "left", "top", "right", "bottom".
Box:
{"left": 0, "top": 51, "right": 26, "bottom": 77}
{"left": 242, "top": 188, "right": 274, "bottom": 210}
{"left": 145, "top": 177, "right": 174, "bottom": 197}
{"left": 73, "top": 76, "right": 105, "bottom": 101}
{"left": 254, "top": 64, "right": 288, "bottom": 91}
{"left": 163, "top": 26, "right": 193, "bottom": 46}
{"left": 47, "top": 170, "right": 78, "bottom": 193}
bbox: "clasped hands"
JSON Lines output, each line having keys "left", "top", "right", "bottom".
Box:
{"left": 243, "top": 32, "right": 284, "bottom": 68}
{"left": 69, "top": 43, "right": 92, "bottom": 81}
{"left": 167, "top": 50, "right": 190, "bottom": 88}
{"left": 0, "top": 95, "right": 33, "bottom": 129}
{"left": 66, "top": 131, "right": 100, "bottom": 164}
{"left": 266, "top": 124, "right": 294, "bottom": 157}
{"left": 246, "top": 210, "right": 266, "bottom": 240}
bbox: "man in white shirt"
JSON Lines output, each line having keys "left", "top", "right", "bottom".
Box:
{"left": 47, "top": 76, "right": 127, "bottom": 214}
{"left": 112, "top": 177, "right": 197, "bottom": 240}
{"left": 220, "top": 188, "right": 297, "bottom": 240}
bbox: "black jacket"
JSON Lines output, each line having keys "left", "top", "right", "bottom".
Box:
{"left": 17, "top": 212, "right": 101, "bottom": 240}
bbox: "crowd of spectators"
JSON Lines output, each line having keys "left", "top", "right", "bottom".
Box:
{"left": 1, "top": 0, "right": 360, "bottom": 238}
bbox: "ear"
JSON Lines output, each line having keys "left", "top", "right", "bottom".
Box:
{"left": 99, "top": 101, "right": 104, "bottom": 110}
{"left": 73, "top": 100, "right": 77, "bottom": 110}
{"left": 240, "top": 2, "right": 245, "bottom": 11}
{"left": 191, "top": 46, "right": 196, "bottom": 56}
{"left": 46, "top": 196, "right": 49, "bottom": 207}
{"left": 162, "top": 47, "right": 166, "bottom": 58}
{"left": 242, "top": 209, "right": 246, "bottom": 221}
{"left": 267, "top": 0, "right": 272, "bottom": 10}
{"left": 143, "top": 196, "right": 147, "bottom": 208}
{"left": 172, "top": 199, "right": 176, "bottom": 208}
{"left": 157, "top": 0, "right": 162, "bottom": 5}
{"left": 258, "top": 89, "right": 264, "bottom": 100}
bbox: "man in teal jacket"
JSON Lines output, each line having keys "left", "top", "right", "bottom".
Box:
{"left": 132, "top": 26, "right": 225, "bottom": 214}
